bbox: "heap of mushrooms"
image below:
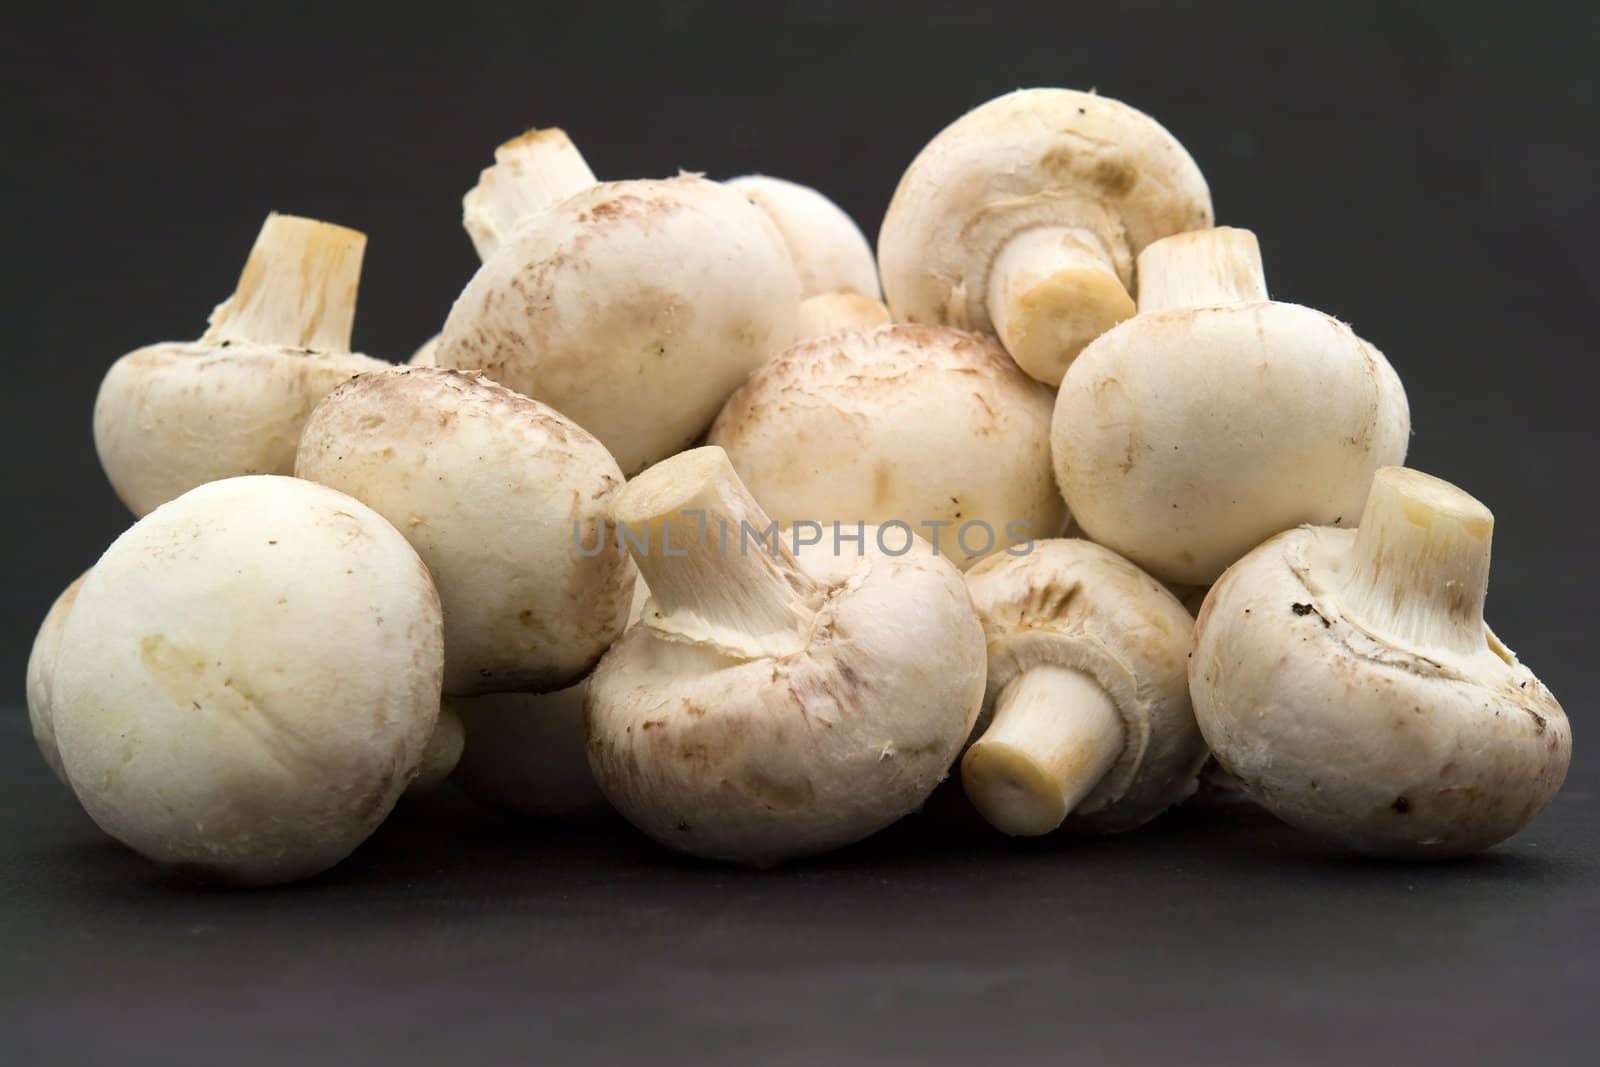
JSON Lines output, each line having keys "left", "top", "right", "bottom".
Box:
{"left": 30, "top": 86, "right": 1571, "bottom": 885}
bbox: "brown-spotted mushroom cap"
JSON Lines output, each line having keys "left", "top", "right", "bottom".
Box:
{"left": 296, "top": 367, "right": 634, "bottom": 696}
{"left": 437, "top": 176, "right": 801, "bottom": 474}
{"left": 585, "top": 447, "right": 986, "bottom": 866}
{"left": 1190, "top": 467, "right": 1570, "bottom": 858}
{"left": 709, "top": 324, "right": 1066, "bottom": 570}
{"left": 1053, "top": 227, "right": 1411, "bottom": 586}
{"left": 962, "top": 539, "right": 1204, "bottom": 835}
{"left": 93, "top": 214, "right": 389, "bottom": 516}
{"left": 878, "top": 88, "right": 1212, "bottom": 385}
{"left": 24, "top": 572, "right": 88, "bottom": 786}
{"left": 727, "top": 175, "right": 880, "bottom": 299}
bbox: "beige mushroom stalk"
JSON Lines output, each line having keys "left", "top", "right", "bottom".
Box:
{"left": 24, "top": 572, "right": 88, "bottom": 785}
{"left": 709, "top": 324, "right": 1065, "bottom": 570}
{"left": 727, "top": 175, "right": 880, "bottom": 298}
{"left": 586, "top": 447, "right": 986, "bottom": 866}
{"left": 1191, "top": 467, "right": 1570, "bottom": 857}
{"left": 962, "top": 540, "right": 1204, "bottom": 835}
{"left": 1053, "top": 227, "right": 1411, "bottom": 586}
{"left": 436, "top": 158, "right": 801, "bottom": 473}
{"left": 94, "top": 214, "right": 388, "bottom": 516}
{"left": 878, "top": 88, "right": 1212, "bottom": 385}
{"left": 296, "top": 367, "right": 633, "bottom": 696}
{"left": 406, "top": 702, "right": 466, "bottom": 796}
{"left": 50, "top": 476, "right": 445, "bottom": 886}
{"left": 792, "top": 292, "right": 891, "bottom": 343}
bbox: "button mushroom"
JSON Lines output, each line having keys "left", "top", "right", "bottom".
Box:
{"left": 24, "top": 572, "right": 88, "bottom": 786}
{"left": 50, "top": 476, "right": 445, "bottom": 886}
{"left": 585, "top": 446, "right": 986, "bottom": 866}
{"left": 296, "top": 367, "right": 633, "bottom": 696}
{"left": 726, "top": 175, "right": 880, "bottom": 299}
{"left": 93, "top": 213, "right": 389, "bottom": 516}
{"left": 878, "top": 88, "right": 1213, "bottom": 385}
{"left": 708, "top": 324, "right": 1065, "bottom": 570}
{"left": 405, "top": 701, "right": 466, "bottom": 796}
{"left": 1053, "top": 226, "right": 1411, "bottom": 586}
{"left": 961, "top": 540, "right": 1204, "bottom": 835}
{"left": 1190, "top": 466, "right": 1571, "bottom": 857}
{"left": 436, "top": 171, "right": 801, "bottom": 474}
{"left": 792, "top": 292, "right": 892, "bottom": 343}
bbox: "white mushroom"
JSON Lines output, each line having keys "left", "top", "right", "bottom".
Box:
{"left": 586, "top": 447, "right": 986, "bottom": 866}
{"left": 24, "top": 572, "right": 88, "bottom": 786}
{"left": 961, "top": 540, "right": 1203, "bottom": 835}
{"left": 406, "top": 701, "right": 466, "bottom": 796}
{"left": 726, "top": 174, "right": 880, "bottom": 298}
{"left": 1190, "top": 466, "right": 1571, "bottom": 857}
{"left": 878, "top": 88, "right": 1213, "bottom": 385}
{"left": 792, "top": 292, "right": 891, "bottom": 343}
{"left": 296, "top": 367, "right": 633, "bottom": 696}
{"left": 50, "top": 476, "right": 445, "bottom": 886}
{"left": 709, "top": 324, "right": 1065, "bottom": 570}
{"left": 1053, "top": 227, "right": 1411, "bottom": 586}
{"left": 436, "top": 160, "right": 801, "bottom": 473}
{"left": 93, "top": 214, "right": 388, "bottom": 516}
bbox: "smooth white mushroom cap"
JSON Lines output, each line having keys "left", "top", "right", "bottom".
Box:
{"left": 727, "top": 175, "right": 880, "bottom": 299}
{"left": 709, "top": 324, "right": 1066, "bottom": 569}
{"left": 792, "top": 292, "right": 892, "bottom": 343}
{"left": 25, "top": 572, "right": 87, "bottom": 786}
{"left": 437, "top": 177, "right": 801, "bottom": 475}
{"left": 963, "top": 540, "right": 1204, "bottom": 832}
{"left": 297, "top": 367, "right": 633, "bottom": 696}
{"left": 51, "top": 476, "right": 445, "bottom": 886}
{"left": 1191, "top": 468, "right": 1570, "bottom": 857}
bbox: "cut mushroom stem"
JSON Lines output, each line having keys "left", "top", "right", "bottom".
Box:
{"left": 986, "top": 226, "right": 1136, "bottom": 384}
{"left": 1135, "top": 226, "right": 1268, "bottom": 313}
{"left": 462, "top": 128, "right": 598, "bottom": 260}
{"left": 1336, "top": 466, "right": 1493, "bottom": 661}
{"left": 962, "top": 665, "right": 1126, "bottom": 836}
{"left": 200, "top": 213, "right": 365, "bottom": 352}
{"left": 611, "top": 447, "right": 819, "bottom": 660}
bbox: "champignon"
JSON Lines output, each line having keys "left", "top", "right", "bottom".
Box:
{"left": 94, "top": 213, "right": 388, "bottom": 516}
{"left": 585, "top": 446, "right": 986, "bottom": 866}
{"left": 50, "top": 476, "right": 445, "bottom": 886}
{"left": 709, "top": 324, "right": 1066, "bottom": 569}
{"left": 878, "top": 88, "right": 1212, "bottom": 385}
{"left": 1190, "top": 466, "right": 1571, "bottom": 857}
{"left": 726, "top": 175, "right": 880, "bottom": 298}
{"left": 961, "top": 539, "right": 1204, "bottom": 835}
{"left": 793, "top": 292, "right": 891, "bottom": 343}
{"left": 405, "top": 701, "right": 466, "bottom": 796}
{"left": 1053, "top": 227, "right": 1411, "bottom": 586}
{"left": 296, "top": 367, "right": 633, "bottom": 696}
{"left": 24, "top": 572, "right": 88, "bottom": 785}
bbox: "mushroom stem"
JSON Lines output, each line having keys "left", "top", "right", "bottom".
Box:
{"left": 1336, "top": 466, "right": 1494, "bottom": 660}
{"left": 986, "top": 227, "right": 1136, "bottom": 385}
{"left": 961, "top": 665, "right": 1125, "bottom": 836}
{"left": 609, "top": 447, "right": 821, "bottom": 660}
{"left": 1135, "top": 226, "right": 1268, "bottom": 313}
{"left": 463, "top": 128, "right": 597, "bottom": 260}
{"left": 200, "top": 214, "right": 365, "bottom": 352}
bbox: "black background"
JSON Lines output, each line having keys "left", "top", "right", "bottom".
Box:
{"left": 4, "top": 2, "right": 1598, "bottom": 1063}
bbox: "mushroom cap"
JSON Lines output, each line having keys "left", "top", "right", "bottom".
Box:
{"left": 405, "top": 701, "right": 466, "bottom": 796}
{"left": 964, "top": 539, "right": 1203, "bottom": 830}
{"left": 452, "top": 687, "right": 609, "bottom": 819}
{"left": 296, "top": 367, "right": 634, "bottom": 696}
{"left": 1053, "top": 302, "right": 1410, "bottom": 585}
{"left": 94, "top": 342, "right": 389, "bottom": 516}
{"left": 709, "top": 324, "right": 1067, "bottom": 569}
{"left": 51, "top": 476, "right": 445, "bottom": 886}
{"left": 727, "top": 175, "right": 880, "bottom": 299}
{"left": 586, "top": 532, "right": 986, "bottom": 866}
{"left": 878, "top": 88, "right": 1212, "bottom": 335}
{"left": 1191, "top": 527, "right": 1570, "bottom": 857}
{"left": 436, "top": 176, "right": 801, "bottom": 474}
{"left": 25, "top": 572, "right": 88, "bottom": 786}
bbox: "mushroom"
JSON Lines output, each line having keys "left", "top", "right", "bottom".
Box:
{"left": 24, "top": 572, "right": 88, "bottom": 785}
{"left": 1190, "top": 466, "right": 1571, "bottom": 857}
{"left": 93, "top": 213, "right": 388, "bottom": 516}
{"left": 878, "top": 88, "right": 1212, "bottom": 385}
{"left": 792, "top": 292, "right": 892, "bottom": 343}
{"left": 296, "top": 367, "right": 634, "bottom": 696}
{"left": 726, "top": 175, "right": 880, "bottom": 298}
{"left": 406, "top": 701, "right": 466, "bottom": 796}
{"left": 436, "top": 161, "right": 801, "bottom": 473}
{"left": 961, "top": 539, "right": 1204, "bottom": 835}
{"left": 708, "top": 324, "right": 1065, "bottom": 570}
{"left": 585, "top": 446, "right": 987, "bottom": 866}
{"left": 1053, "top": 227, "right": 1411, "bottom": 586}
{"left": 50, "top": 476, "right": 445, "bottom": 886}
